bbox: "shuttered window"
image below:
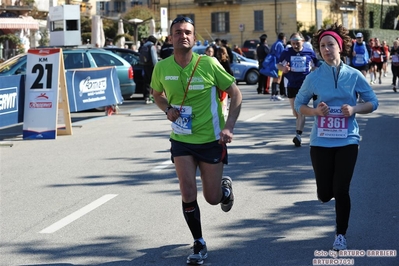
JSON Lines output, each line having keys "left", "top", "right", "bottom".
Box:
{"left": 211, "top": 12, "right": 229, "bottom": 33}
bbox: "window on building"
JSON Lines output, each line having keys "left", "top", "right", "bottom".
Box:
{"left": 211, "top": 12, "right": 230, "bottom": 33}
{"left": 97, "top": 1, "right": 109, "bottom": 15}
{"left": 51, "top": 20, "right": 64, "bottom": 32}
{"left": 114, "top": 1, "right": 126, "bottom": 13}
{"left": 254, "top": 10, "right": 263, "bottom": 31}
{"left": 131, "top": 1, "right": 143, "bottom": 7}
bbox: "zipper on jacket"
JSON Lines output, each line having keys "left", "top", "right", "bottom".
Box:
{"left": 331, "top": 64, "right": 340, "bottom": 89}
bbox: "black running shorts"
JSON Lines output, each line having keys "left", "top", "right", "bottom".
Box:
{"left": 170, "top": 139, "right": 228, "bottom": 165}
{"left": 287, "top": 87, "right": 301, "bottom": 99}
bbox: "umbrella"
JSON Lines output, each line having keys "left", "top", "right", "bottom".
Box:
{"left": 116, "top": 19, "right": 125, "bottom": 48}
{"left": 91, "top": 15, "right": 105, "bottom": 47}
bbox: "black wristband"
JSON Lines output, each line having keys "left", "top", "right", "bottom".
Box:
{"left": 164, "top": 106, "right": 173, "bottom": 115}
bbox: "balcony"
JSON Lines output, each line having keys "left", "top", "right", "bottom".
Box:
{"left": 194, "top": 0, "right": 242, "bottom": 6}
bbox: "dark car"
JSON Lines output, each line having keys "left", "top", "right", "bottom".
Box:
{"left": 241, "top": 39, "right": 260, "bottom": 59}
{"left": 103, "top": 47, "right": 145, "bottom": 96}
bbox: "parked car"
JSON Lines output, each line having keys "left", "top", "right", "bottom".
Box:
{"left": 0, "top": 48, "right": 136, "bottom": 100}
{"left": 241, "top": 39, "right": 260, "bottom": 59}
{"left": 103, "top": 47, "right": 145, "bottom": 96}
{"left": 193, "top": 45, "right": 259, "bottom": 85}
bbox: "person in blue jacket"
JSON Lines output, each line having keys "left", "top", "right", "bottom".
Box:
{"left": 277, "top": 32, "right": 319, "bottom": 147}
{"left": 294, "top": 23, "right": 379, "bottom": 251}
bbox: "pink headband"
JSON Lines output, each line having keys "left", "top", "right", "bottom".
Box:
{"left": 319, "top": 31, "right": 343, "bottom": 51}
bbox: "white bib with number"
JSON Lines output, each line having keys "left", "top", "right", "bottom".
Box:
{"left": 171, "top": 105, "right": 193, "bottom": 135}
{"left": 290, "top": 55, "right": 307, "bottom": 72}
{"left": 317, "top": 106, "right": 348, "bottom": 138}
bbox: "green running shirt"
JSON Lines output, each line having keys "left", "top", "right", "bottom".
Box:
{"left": 151, "top": 53, "right": 235, "bottom": 144}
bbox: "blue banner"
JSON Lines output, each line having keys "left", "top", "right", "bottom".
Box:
{"left": 66, "top": 67, "right": 123, "bottom": 112}
{"left": 0, "top": 75, "right": 25, "bottom": 128}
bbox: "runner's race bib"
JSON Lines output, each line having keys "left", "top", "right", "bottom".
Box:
{"left": 290, "top": 55, "right": 307, "bottom": 72}
{"left": 171, "top": 105, "right": 193, "bottom": 135}
{"left": 317, "top": 106, "right": 348, "bottom": 138}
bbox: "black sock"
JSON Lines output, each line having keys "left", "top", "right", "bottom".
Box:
{"left": 182, "top": 200, "right": 202, "bottom": 240}
{"left": 296, "top": 130, "right": 302, "bottom": 135}
{"left": 271, "top": 83, "right": 277, "bottom": 95}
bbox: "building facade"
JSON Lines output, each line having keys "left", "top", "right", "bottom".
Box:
{"left": 157, "top": 0, "right": 397, "bottom": 47}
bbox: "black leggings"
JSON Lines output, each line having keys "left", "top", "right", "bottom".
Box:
{"left": 310, "top": 145, "right": 358, "bottom": 235}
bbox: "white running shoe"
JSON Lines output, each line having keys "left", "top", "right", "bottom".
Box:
{"left": 187, "top": 241, "right": 208, "bottom": 265}
{"left": 333, "top": 234, "right": 347, "bottom": 251}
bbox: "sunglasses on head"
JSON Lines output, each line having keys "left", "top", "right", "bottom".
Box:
{"left": 171, "top": 17, "right": 194, "bottom": 27}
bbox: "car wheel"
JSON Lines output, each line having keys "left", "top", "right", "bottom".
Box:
{"left": 245, "top": 69, "right": 259, "bottom": 85}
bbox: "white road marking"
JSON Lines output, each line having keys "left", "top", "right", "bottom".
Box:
{"left": 150, "top": 160, "right": 173, "bottom": 172}
{"left": 245, "top": 113, "right": 265, "bottom": 122}
{"left": 39, "top": 194, "right": 118, "bottom": 234}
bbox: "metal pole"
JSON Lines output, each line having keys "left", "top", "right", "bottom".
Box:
{"left": 314, "top": 0, "right": 318, "bottom": 29}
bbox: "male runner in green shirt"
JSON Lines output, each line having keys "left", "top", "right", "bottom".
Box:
{"left": 151, "top": 16, "right": 242, "bottom": 265}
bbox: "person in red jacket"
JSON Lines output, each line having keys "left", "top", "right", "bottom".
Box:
{"left": 370, "top": 38, "right": 385, "bottom": 84}
{"left": 381, "top": 40, "right": 390, "bottom": 77}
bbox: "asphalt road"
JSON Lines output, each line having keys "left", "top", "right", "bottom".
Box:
{"left": 0, "top": 81, "right": 398, "bottom": 266}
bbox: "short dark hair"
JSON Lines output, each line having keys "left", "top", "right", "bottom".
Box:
{"left": 147, "top": 35, "right": 157, "bottom": 44}
{"left": 259, "top": 34, "right": 267, "bottom": 40}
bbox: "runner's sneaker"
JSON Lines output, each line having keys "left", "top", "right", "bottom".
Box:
{"left": 220, "top": 176, "right": 234, "bottom": 212}
{"left": 187, "top": 240, "right": 208, "bottom": 265}
{"left": 293, "top": 134, "right": 301, "bottom": 147}
{"left": 333, "top": 234, "right": 347, "bottom": 251}
{"left": 274, "top": 95, "right": 284, "bottom": 101}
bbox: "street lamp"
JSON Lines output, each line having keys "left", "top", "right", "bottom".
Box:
{"left": 128, "top": 18, "right": 143, "bottom": 48}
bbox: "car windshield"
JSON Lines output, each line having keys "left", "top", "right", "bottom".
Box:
{"left": 0, "top": 54, "right": 26, "bottom": 73}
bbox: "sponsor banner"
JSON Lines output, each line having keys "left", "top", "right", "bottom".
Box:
{"left": 65, "top": 67, "right": 123, "bottom": 112}
{"left": 23, "top": 48, "right": 62, "bottom": 139}
{"left": 0, "top": 75, "right": 25, "bottom": 128}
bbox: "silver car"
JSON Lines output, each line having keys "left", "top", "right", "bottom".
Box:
{"left": 193, "top": 45, "right": 259, "bottom": 85}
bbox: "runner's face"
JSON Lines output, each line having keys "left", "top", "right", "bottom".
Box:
{"left": 171, "top": 22, "right": 196, "bottom": 50}
{"left": 319, "top": 35, "right": 340, "bottom": 63}
{"left": 290, "top": 39, "right": 303, "bottom": 52}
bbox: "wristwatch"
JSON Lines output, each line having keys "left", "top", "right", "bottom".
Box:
{"left": 164, "top": 106, "right": 173, "bottom": 115}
